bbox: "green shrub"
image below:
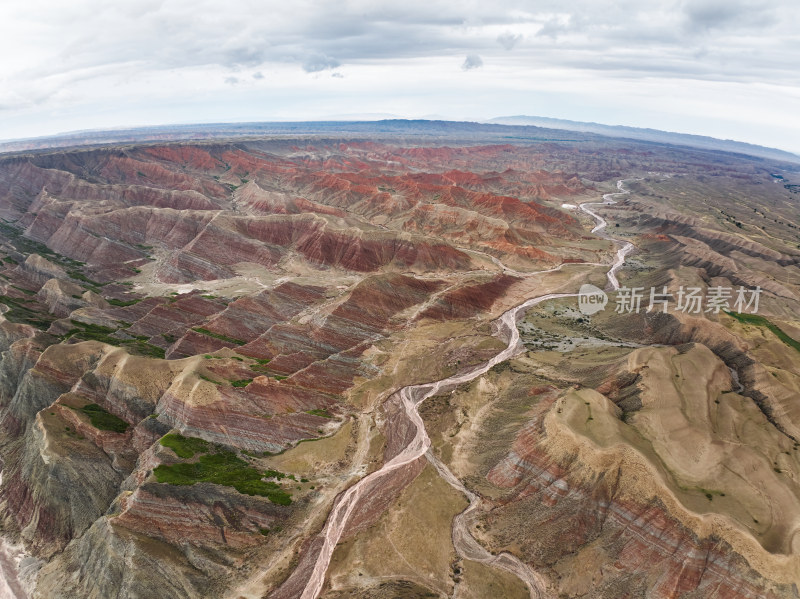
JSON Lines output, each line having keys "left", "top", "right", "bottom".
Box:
{"left": 79, "top": 404, "right": 129, "bottom": 433}
{"left": 128, "top": 340, "right": 166, "bottom": 358}
{"left": 0, "top": 295, "right": 55, "bottom": 328}
{"left": 726, "top": 311, "right": 800, "bottom": 353}
{"left": 191, "top": 327, "right": 246, "bottom": 346}
{"left": 306, "top": 408, "right": 331, "bottom": 418}
{"left": 159, "top": 433, "right": 210, "bottom": 458}
{"left": 107, "top": 298, "right": 141, "bottom": 307}
{"left": 10, "top": 285, "right": 35, "bottom": 296}
{"left": 153, "top": 451, "right": 292, "bottom": 505}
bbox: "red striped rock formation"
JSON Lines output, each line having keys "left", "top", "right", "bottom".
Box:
{"left": 113, "top": 483, "right": 286, "bottom": 549}
{"left": 420, "top": 274, "right": 519, "bottom": 320}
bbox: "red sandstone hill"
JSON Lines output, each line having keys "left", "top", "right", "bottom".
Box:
{"left": 0, "top": 141, "right": 587, "bottom": 282}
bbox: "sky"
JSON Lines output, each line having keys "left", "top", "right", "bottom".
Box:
{"left": 1, "top": 0, "right": 799, "bottom": 152}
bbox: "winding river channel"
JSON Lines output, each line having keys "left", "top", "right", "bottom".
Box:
{"left": 292, "top": 180, "right": 636, "bottom": 599}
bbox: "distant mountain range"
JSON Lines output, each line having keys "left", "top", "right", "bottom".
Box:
{"left": 487, "top": 115, "right": 800, "bottom": 163}
{"left": 1, "top": 118, "right": 798, "bottom": 164}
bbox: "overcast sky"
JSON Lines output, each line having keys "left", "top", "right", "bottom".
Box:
{"left": 1, "top": 0, "right": 798, "bottom": 152}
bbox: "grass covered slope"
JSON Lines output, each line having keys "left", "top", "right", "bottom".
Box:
{"left": 726, "top": 311, "right": 800, "bottom": 353}
{"left": 155, "top": 434, "right": 292, "bottom": 505}
{"left": 78, "top": 404, "right": 130, "bottom": 433}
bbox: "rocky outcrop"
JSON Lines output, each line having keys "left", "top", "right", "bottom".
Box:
{"left": 113, "top": 482, "right": 286, "bottom": 548}
{"left": 36, "top": 278, "right": 110, "bottom": 317}
{"left": 33, "top": 518, "right": 211, "bottom": 599}
{"left": 1, "top": 411, "right": 125, "bottom": 557}
{"left": 157, "top": 375, "right": 338, "bottom": 452}
{"left": 16, "top": 255, "right": 67, "bottom": 286}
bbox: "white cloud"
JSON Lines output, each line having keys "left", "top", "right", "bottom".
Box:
{"left": 0, "top": 0, "right": 798, "bottom": 152}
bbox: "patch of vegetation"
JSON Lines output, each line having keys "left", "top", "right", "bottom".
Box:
{"left": 726, "top": 311, "right": 800, "bottom": 353}
{"left": 129, "top": 340, "right": 165, "bottom": 358}
{"left": 10, "top": 285, "right": 35, "bottom": 296}
{"left": 273, "top": 375, "right": 288, "bottom": 381}
{"left": 199, "top": 373, "right": 222, "bottom": 385}
{"left": 306, "top": 408, "right": 331, "bottom": 418}
{"left": 2, "top": 256, "right": 18, "bottom": 265}
{"left": 162, "top": 333, "right": 178, "bottom": 343}
{"left": 107, "top": 297, "right": 142, "bottom": 307}
{"left": 78, "top": 403, "right": 129, "bottom": 433}
{"left": 249, "top": 357, "right": 273, "bottom": 374}
{"left": 231, "top": 379, "right": 253, "bottom": 388}
{"left": 64, "top": 425, "right": 86, "bottom": 440}
{"left": 153, "top": 451, "right": 292, "bottom": 505}
{"left": 192, "top": 327, "right": 246, "bottom": 346}
{"left": 63, "top": 320, "right": 119, "bottom": 343}
{"left": 62, "top": 320, "right": 165, "bottom": 358}
{"left": 159, "top": 433, "right": 210, "bottom": 458}
{"left": 0, "top": 294, "right": 55, "bottom": 328}
{"left": 66, "top": 269, "right": 106, "bottom": 289}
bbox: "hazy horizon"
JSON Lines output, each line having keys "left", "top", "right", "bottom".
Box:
{"left": 2, "top": 115, "right": 797, "bottom": 159}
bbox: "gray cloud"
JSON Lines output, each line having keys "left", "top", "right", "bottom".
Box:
{"left": 302, "top": 54, "right": 341, "bottom": 73}
{"left": 497, "top": 32, "right": 522, "bottom": 50}
{"left": 7, "top": 1, "right": 799, "bottom": 86}
{"left": 1, "top": 0, "right": 800, "bottom": 152}
{"left": 462, "top": 54, "right": 483, "bottom": 70}
{"left": 682, "top": 0, "right": 778, "bottom": 33}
